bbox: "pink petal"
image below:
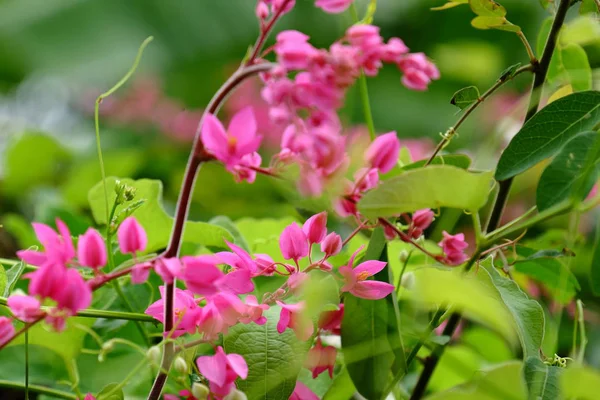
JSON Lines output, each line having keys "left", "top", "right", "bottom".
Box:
{"left": 227, "top": 106, "right": 257, "bottom": 142}
{"left": 226, "top": 353, "right": 249, "bottom": 380}
{"left": 277, "top": 305, "right": 291, "bottom": 334}
{"left": 353, "top": 260, "right": 387, "bottom": 276}
{"left": 338, "top": 266, "right": 357, "bottom": 292}
{"left": 351, "top": 281, "right": 394, "bottom": 300}
{"left": 201, "top": 113, "right": 229, "bottom": 157}
{"left": 17, "top": 250, "right": 47, "bottom": 266}
{"left": 225, "top": 240, "right": 257, "bottom": 274}
{"left": 218, "top": 269, "right": 254, "bottom": 294}
{"left": 197, "top": 352, "right": 227, "bottom": 387}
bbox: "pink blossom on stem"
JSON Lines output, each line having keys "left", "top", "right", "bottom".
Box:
{"left": 305, "top": 340, "right": 337, "bottom": 378}
{"left": 290, "top": 381, "right": 319, "bottom": 400}
{"left": 83, "top": 394, "right": 96, "bottom": 400}
{"left": 255, "top": 253, "right": 276, "bottom": 276}
{"left": 196, "top": 346, "right": 248, "bottom": 398}
{"left": 77, "top": 228, "right": 107, "bottom": 269}
{"left": 272, "top": 0, "right": 296, "bottom": 15}
{"left": 154, "top": 257, "right": 183, "bottom": 284}
{"left": 438, "top": 231, "right": 469, "bottom": 266}
{"left": 7, "top": 295, "right": 43, "bottom": 322}
{"left": 315, "top": 0, "right": 353, "bottom": 13}
{"left": 131, "top": 262, "right": 152, "bottom": 284}
{"left": 239, "top": 295, "right": 269, "bottom": 325}
{"left": 412, "top": 209, "right": 435, "bottom": 230}
{"left": 339, "top": 247, "right": 394, "bottom": 299}
{"left": 364, "top": 132, "right": 400, "bottom": 173}
{"left": 182, "top": 255, "right": 254, "bottom": 296}
{"left": 279, "top": 222, "right": 309, "bottom": 263}
{"left": 0, "top": 317, "right": 15, "bottom": 347}
{"left": 117, "top": 217, "right": 147, "bottom": 254}
{"left": 274, "top": 31, "right": 316, "bottom": 71}
{"left": 54, "top": 269, "right": 92, "bottom": 315}
{"left": 17, "top": 219, "right": 75, "bottom": 267}
{"left": 398, "top": 53, "right": 440, "bottom": 91}
{"left": 145, "top": 286, "right": 200, "bottom": 337}
{"left": 201, "top": 107, "right": 262, "bottom": 171}
{"left": 320, "top": 232, "right": 342, "bottom": 257}
{"left": 256, "top": 1, "right": 270, "bottom": 19}
{"left": 302, "top": 212, "right": 328, "bottom": 245}
{"left": 25, "top": 263, "right": 68, "bottom": 302}
{"left": 276, "top": 301, "right": 314, "bottom": 341}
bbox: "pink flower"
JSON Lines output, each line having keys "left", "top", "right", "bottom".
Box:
{"left": 274, "top": 31, "right": 316, "bottom": 70}
{"left": 145, "top": 286, "right": 200, "bottom": 337}
{"left": 279, "top": 222, "right": 309, "bottom": 263}
{"left": 25, "top": 263, "right": 67, "bottom": 302}
{"left": 0, "top": 317, "right": 15, "bottom": 347}
{"left": 320, "top": 232, "right": 342, "bottom": 257}
{"left": 201, "top": 107, "right": 262, "bottom": 171}
{"left": 196, "top": 346, "right": 248, "bottom": 398}
{"left": 305, "top": 340, "right": 337, "bottom": 378}
{"left": 412, "top": 209, "right": 435, "bottom": 230}
{"left": 290, "top": 381, "right": 319, "bottom": 400}
{"left": 318, "top": 304, "right": 344, "bottom": 334}
{"left": 302, "top": 212, "right": 328, "bottom": 245}
{"left": 401, "top": 69, "right": 431, "bottom": 91}
{"left": 364, "top": 132, "right": 400, "bottom": 173}
{"left": 17, "top": 219, "right": 75, "bottom": 267}
{"left": 276, "top": 301, "right": 314, "bottom": 341}
{"left": 77, "top": 228, "right": 107, "bottom": 269}
{"left": 83, "top": 394, "right": 96, "bottom": 400}
{"left": 398, "top": 53, "right": 440, "bottom": 91}
{"left": 7, "top": 295, "right": 43, "bottom": 322}
{"left": 339, "top": 247, "right": 394, "bottom": 299}
{"left": 239, "top": 295, "right": 269, "bottom": 325}
{"left": 256, "top": 1, "right": 269, "bottom": 19}
{"left": 217, "top": 241, "right": 258, "bottom": 276}
{"left": 195, "top": 293, "right": 246, "bottom": 339}
{"left": 272, "top": 0, "right": 296, "bottom": 15}
{"left": 117, "top": 217, "right": 147, "bottom": 254}
{"left": 315, "top": 0, "right": 353, "bottom": 13}
{"left": 381, "top": 38, "right": 409, "bottom": 63}
{"left": 54, "top": 269, "right": 92, "bottom": 314}
{"left": 182, "top": 255, "right": 254, "bottom": 296}
{"left": 231, "top": 152, "right": 262, "bottom": 183}
{"left": 255, "top": 253, "right": 276, "bottom": 276}
{"left": 346, "top": 24, "right": 382, "bottom": 50}
{"left": 154, "top": 257, "right": 183, "bottom": 284}
{"left": 131, "top": 262, "right": 151, "bottom": 284}
{"left": 438, "top": 231, "right": 469, "bottom": 266}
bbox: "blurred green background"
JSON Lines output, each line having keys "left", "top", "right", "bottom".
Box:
{"left": 0, "top": 0, "right": 599, "bottom": 399}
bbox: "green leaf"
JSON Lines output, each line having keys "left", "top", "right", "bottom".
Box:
{"left": 479, "top": 263, "right": 545, "bottom": 359}
{"left": 96, "top": 383, "right": 125, "bottom": 400}
{"left": 579, "top": 0, "right": 597, "bottom": 15}
{"left": 590, "top": 223, "right": 600, "bottom": 296}
{"left": 426, "top": 361, "right": 527, "bottom": 400}
{"left": 358, "top": 166, "right": 493, "bottom": 218}
{"left": 303, "top": 270, "right": 340, "bottom": 321}
{"left": 322, "top": 368, "right": 356, "bottom": 400}
{"left": 411, "top": 267, "right": 517, "bottom": 343}
{"left": 469, "top": 0, "right": 506, "bottom": 16}
{"left": 341, "top": 229, "right": 400, "bottom": 400}
{"left": 495, "top": 91, "right": 600, "bottom": 181}
{"left": 524, "top": 357, "right": 562, "bottom": 400}
{"left": 561, "top": 365, "right": 600, "bottom": 399}
{"left": 547, "top": 44, "right": 593, "bottom": 92}
{"left": 3, "top": 133, "right": 69, "bottom": 196}
{"left": 223, "top": 307, "right": 310, "bottom": 400}
{"left": 0, "top": 264, "right": 6, "bottom": 298}
{"left": 450, "top": 86, "right": 480, "bottom": 110}
{"left": 209, "top": 215, "right": 251, "bottom": 253}
{"left": 499, "top": 63, "right": 522, "bottom": 82}
{"left": 536, "top": 132, "right": 600, "bottom": 211}
{"left": 2, "top": 261, "right": 26, "bottom": 297}
{"left": 471, "top": 16, "right": 520, "bottom": 32}
{"left": 432, "top": 0, "right": 468, "bottom": 11}
{"left": 88, "top": 177, "right": 233, "bottom": 253}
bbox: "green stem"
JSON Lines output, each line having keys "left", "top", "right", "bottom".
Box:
{"left": 0, "top": 380, "right": 76, "bottom": 400}
{"left": 350, "top": 3, "right": 376, "bottom": 140}
{"left": 0, "top": 297, "right": 155, "bottom": 322}
{"left": 576, "top": 300, "right": 588, "bottom": 363}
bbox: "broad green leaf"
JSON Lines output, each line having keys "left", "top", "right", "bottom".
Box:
{"left": 430, "top": 345, "right": 483, "bottom": 392}
{"left": 401, "top": 154, "right": 472, "bottom": 171}
{"left": 536, "top": 132, "right": 600, "bottom": 211}
{"left": 358, "top": 166, "right": 493, "bottom": 218}
{"left": 89, "top": 177, "right": 233, "bottom": 253}
{"left": 302, "top": 270, "right": 340, "bottom": 321}
{"left": 425, "top": 361, "right": 527, "bottom": 400}
{"left": 341, "top": 229, "right": 399, "bottom": 400}
{"left": 561, "top": 16, "right": 600, "bottom": 47}
{"left": 3, "top": 133, "right": 69, "bottom": 196}
{"left": 410, "top": 267, "right": 516, "bottom": 343}
{"left": 450, "top": 86, "right": 480, "bottom": 110}
{"left": 235, "top": 217, "right": 296, "bottom": 261}
{"left": 432, "top": 0, "right": 468, "bottom": 11}
{"left": 479, "top": 263, "right": 544, "bottom": 359}
{"left": 495, "top": 91, "right": 600, "bottom": 181}
{"left": 499, "top": 63, "right": 522, "bottom": 81}
{"left": 579, "top": 0, "right": 597, "bottom": 14}
{"left": 461, "top": 327, "right": 513, "bottom": 363}
{"left": 2, "top": 261, "right": 26, "bottom": 297}
{"left": 561, "top": 365, "right": 600, "bottom": 399}
{"left": 96, "top": 383, "right": 125, "bottom": 400}
{"left": 0, "top": 265, "right": 6, "bottom": 298}
{"left": 591, "top": 223, "right": 600, "bottom": 296}
{"left": 223, "top": 307, "right": 310, "bottom": 400}
{"left": 469, "top": 0, "right": 506, "bottom": 16}
{"left": 322, "top": 368, "right": 356, "bottom": 400}
{"left": 209, "top": 215, "right": 250, "bottom": 253}
{"left": 524, "top": 357, "right": 562, "bottom": 400}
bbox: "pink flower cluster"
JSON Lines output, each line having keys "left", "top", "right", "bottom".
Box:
{"left": 256, "top": 0, "right": 354, "bottom": 19}
{"left": 438, "top": 231, "right": 469, "bottom": 265}
{"left": 3, "top": 217, "right": 146, "bottom": 334}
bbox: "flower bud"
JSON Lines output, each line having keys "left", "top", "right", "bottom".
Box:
{"left": 364, "top": 132, "right": 400, "bottom": 174}
{"left": 173, "top": 356, "right": 188, "bottom": 374}
{"left": 256, "top": 1, "right": 269, "bottom": 19}
{"left": 77, "top": 228, "right": 107, "bottom": 269}
{"left": 147, "top": 346, "right": 161, "bottom": 365}
{"left": 117, "top": 217, "right": 147, "bottom": 254}
{"left": 191, "top": 383, "right": 210, "bottom": 400}
{"left": 224, "top": 389, "right": 248, "bottom": 400}
{"left": 302, "top": 212, "right": 328, "bottom": 244}
{"left": 398, "top": 250, "right": 409, "bottom": 263}
{"left": 320, "top": 232, "right": 342, "bottom": 257}
{"left": 279, "top": 222, "right": 309, "bottom": 261}
{"left": 401, "top": 272, "right": 415, "bottom": 289}
{"left": 102, "top": 340, "right": 115, "bottom": 353}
